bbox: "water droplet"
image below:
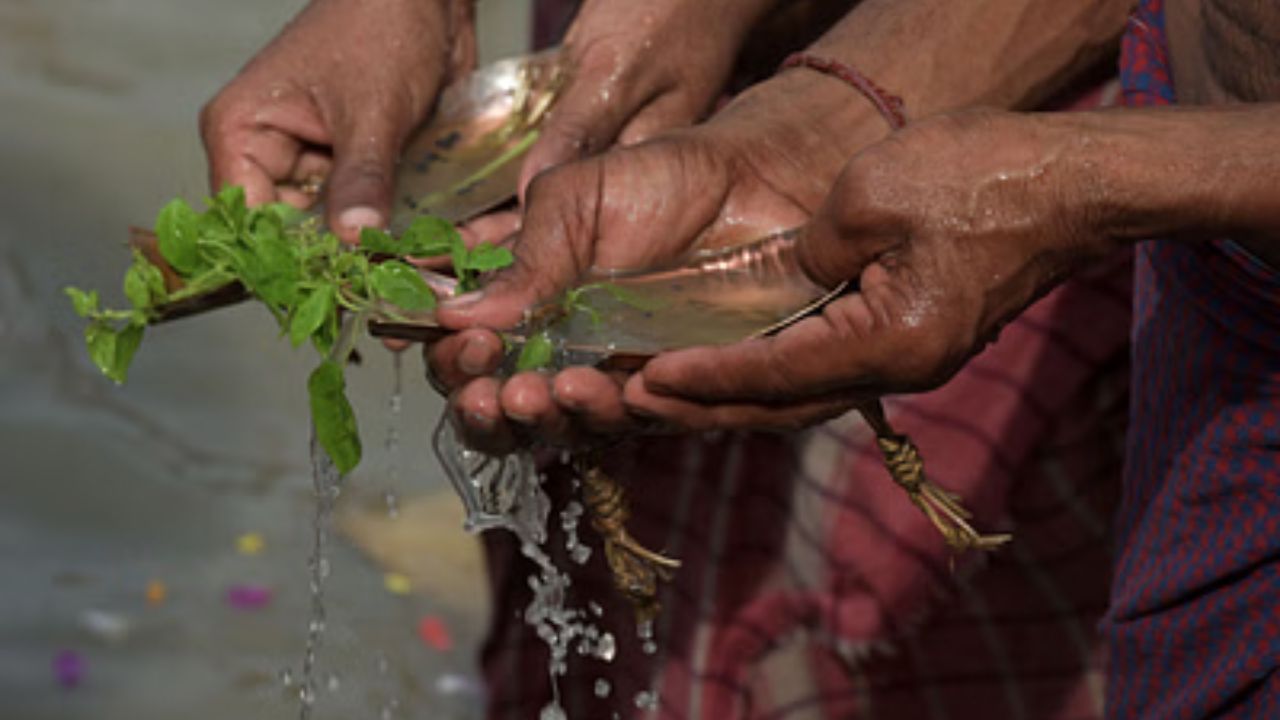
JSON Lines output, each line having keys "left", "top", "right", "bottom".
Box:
{"left": 634, "top": 690, "right": 659, "bottom": 710}
{"left": 597, "top": 632, "right": 616, "bottom": 662}
{"left": 278, "top": 668, "right": 294, "bottom": 688}
{"left": 594, "top": 678, "right": 612, "bottom": 698}
{"left": 637, "top": 619, "right": 654, "bottom": 640}
{"left": 539, "top": 702, "right": 568, "bottom": 720}
{"left": 326, "top": 673, "right": 340, "bottom": 692}
{"left": 642, "top": 640, "right": 657, "bottom": 655}
{"left": 571, "top": 544, "right": 592, "bottom": 565}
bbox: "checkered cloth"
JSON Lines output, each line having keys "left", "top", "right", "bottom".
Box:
{"left": 1104, "top": 1, "right": 1280, "bottom": 716}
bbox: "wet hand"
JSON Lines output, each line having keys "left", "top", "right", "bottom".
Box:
{"left": 200, "top": 0, "right": 475, "bottom": 242}
{"left": 426, "top": 87, "right": 865, "bottom": 451}
{"left": 627, "top": 110, "right": 1120, "bottom": 430}
{"left": 516, "top": 0, "right": 777, "bottom": 200}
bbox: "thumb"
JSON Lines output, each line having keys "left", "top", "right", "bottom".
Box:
{"left": 438, "top": 161, "right": 603, "bottom": 330}
{"left": 325, "top": 112, "right": 407, "bottom": 243}
{"left": 797, "top": 181, "right": 903, "bottom": 290}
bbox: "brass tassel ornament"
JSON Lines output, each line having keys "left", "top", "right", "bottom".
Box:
{"left": 858, "top": 400, "right": 1011, "bottom": 552}
{"left": 577, "top": 455, "right": 681, "bottom": 624}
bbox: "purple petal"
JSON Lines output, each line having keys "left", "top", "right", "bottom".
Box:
{"left": 226, "top": 584, "right": 273, "bottom": 610}
{"left": 53, "top": 649, "right": 86, "bottom": 688}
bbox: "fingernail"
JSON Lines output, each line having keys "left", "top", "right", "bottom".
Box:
{"left": 458, "top": 338, "right": 487, "bottom": 376}
{"left": 442, "top": 290, "right": 485, "bottom": 308}
{"left": 550, "top": 385, "right": 579, "bottom": 411}
{"left": 338, "top": 206, "right": 384, "bottom": 232}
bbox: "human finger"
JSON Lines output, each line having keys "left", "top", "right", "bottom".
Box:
{"left": 275, "top": 148, "right": 332, "bottom": 209}
{"left": 201, "top": 87, "right": 331, "bottom": 206}
{"left": 325, "top": 109, "right": 412, "bottom": 243}
{"left": 451, "top": 376, "right": 518, "bottom": 454}
{"left": 437, "top": 161, "right": 603, "bottom": 330}
{"left": 552, "top": 366, "right": 634, "bottom": 434}
{"left": 202, "top": 119, "right": 295, "bottom": 207}
{"left": 458, "top": 210, "right": 521, "bottom": 247}
{"left": 622, "top": 373, "right": 855, "bottom": 432}
{"left": 639, "top": 267, "right": 933, "bottom": 403}
{"left": 500, "top": 372, "right": 574, "bottom": 445}
{"left": 425, "top": 328, "right": 506, "bottom": 392}
{"left": 614, "top": 89, "right": 702, "bottom": 148}
{"left": 795, "top": 163, "right": 906, "bottom": 288}
{"left": 517, "top": 48, "right": 660, "bottom": 200}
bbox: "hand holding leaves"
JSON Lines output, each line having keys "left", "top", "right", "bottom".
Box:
{"left": 65, "top": 188, "right": 508, "bottom": 473}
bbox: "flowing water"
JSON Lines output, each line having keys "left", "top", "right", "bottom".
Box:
{"left": 295, "top": 429, "right": 342, "bottom": 719}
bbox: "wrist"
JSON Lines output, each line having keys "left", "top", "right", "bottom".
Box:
{"left": 707, "top": 66, "right": 897, "bottom": 211}
{"left": 1068, "top": 106, "right": 1280, "bottom": 246}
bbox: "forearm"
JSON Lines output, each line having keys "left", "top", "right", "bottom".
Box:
{"left": 706, "top": 0, "right": 1132, "bottom": 211}
{"left": 807, "top": 0, "right": 1130, "bottom": 115}
{"left": 1075, "top": 104, "right": 1280, "bottom": 244}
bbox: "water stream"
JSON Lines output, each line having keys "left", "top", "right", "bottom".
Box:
{"left": 297, "top": 426, "right": 342, "bottom": 719}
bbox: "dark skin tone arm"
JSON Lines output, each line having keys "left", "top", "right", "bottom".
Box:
{"left": 633, "top": 104, "right": 1280, "bottom": 429}
{"left": 630, "top": 0, "right": 1280, "bottom": 427}
{"left": 429, "top": 0, "right": 1133, "bottom": 446}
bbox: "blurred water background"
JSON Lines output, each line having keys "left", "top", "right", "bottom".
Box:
{"left": 0, "top": 1, "right": 530, "bottom": 717}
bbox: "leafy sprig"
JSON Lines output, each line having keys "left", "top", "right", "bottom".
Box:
{"left": 65, "top": 187, "right": 514, "bottom": 473}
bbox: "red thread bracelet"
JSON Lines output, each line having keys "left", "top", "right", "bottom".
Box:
{"left": 780, "top": 52, "right": 907, "bottom": 130}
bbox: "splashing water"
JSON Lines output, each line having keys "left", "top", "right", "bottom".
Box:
{"left": 432, "top": 416, "right": 616, "bottom": 719}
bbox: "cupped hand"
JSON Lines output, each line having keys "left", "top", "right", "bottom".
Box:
{"left": 200, "top": 0, "right": 476, "bottom": 242}
{"left": 427, "top": 75, "right": 880, "bottom": 451}
{"left": 627, "top": 109, "right": 1121, "bottom": 430}
{"left": 516, "top": 0, "right": 777, "bottom": 201}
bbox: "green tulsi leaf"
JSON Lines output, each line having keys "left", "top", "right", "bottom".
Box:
{"left": 211, "top": 185, "right": 248, "bottom": 230}
{"left": 398, "top": 216, "right": 457, "bottom": 257}
{"left": 65, "top": 287, "right": 99, "bottom": 317}
{"left": 70, "top": 184, "right": 514, "bottom": 473}
{"left": 450, "top": 232, "right": 473, "bottom": 290}
{"left": 464, "top": 243, "right": 514, "bottom": 271}
{"left": 123, "top": 251, "right": 166, "bottom": 310}
{"left": 259, "top": 202, "right": 307, "bottom": 226}
{"left": 516, "top": 331, "right": 554, "bottom": 371}
{"left": 290, "top": 285, "right": 336, "bottom": 347}
{"left": 307, "top": 360, "right": 361, "bottom": 473}
{"left": 154, "top": 198, "right": 202, "bottom": 274}
{"left": 84, "top": 320, "right": 144, "bottom": 384}
{"left": 359, "top": 227, "right": 398, "bottom": 255}
{"left": 112, "top": 323, "right": 145, "bottom": 383}
{"left": 84, "top": 322, "right": 117, "bottom": 381}
{"left": 369, "top": 260, "right": 436, "bottom": 312}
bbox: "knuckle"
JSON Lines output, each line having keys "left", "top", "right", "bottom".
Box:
{"left": 333, "top": 156, "right": 391, "bottom": 193}
{"left": 198, "top": 95, "right": 235, "bottom": 142}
